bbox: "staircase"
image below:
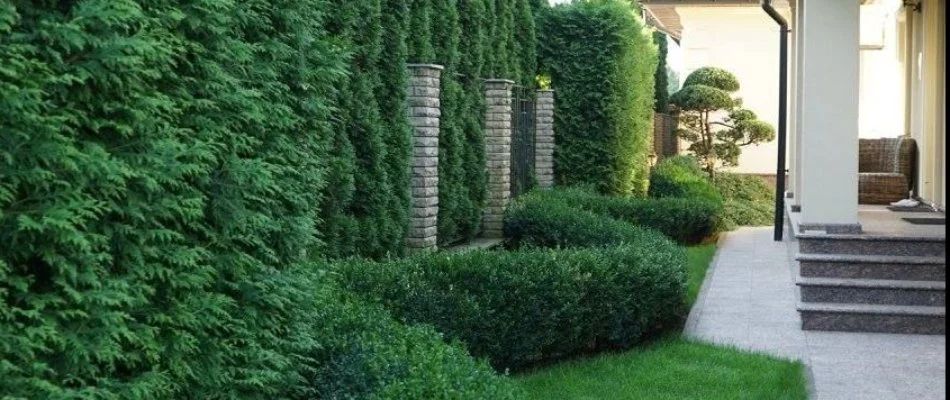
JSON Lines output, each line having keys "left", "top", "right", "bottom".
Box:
{"left": 790, "top": 210, "right": 946, "bottom": 335}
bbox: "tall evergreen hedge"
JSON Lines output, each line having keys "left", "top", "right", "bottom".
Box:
{"left": 407, "top": 0, "right": 538, "bottom": 245}
{"left": 1, "top": 1, "right": 341, "bottom": 397}
{"left": 538, "top": 0, "right": 658, "bottom": 196}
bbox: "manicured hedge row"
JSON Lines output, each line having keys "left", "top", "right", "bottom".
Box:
{"left": 503, "top": 193, "right": 657, "bottom": 248}
{"left": 311, "top": 280, "right": 524, "bottom": 399}
{"left": 332, "top": 244, "right": 687, "bottom": 372}
{"left": 533, "top": 187, "right": 720, "bottom": 245}
{"left": 538, "top": 0, "right": 657, "bottom": 196}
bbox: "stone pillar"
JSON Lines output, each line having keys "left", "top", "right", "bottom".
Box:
{"left": 407, "top": 64, "right": 443, "bottom": 251}
{"left": 534, "top": 89, "right": 555, "bottom": 189}
{"left": 482, "top": 79, "right": 515, "bottom": 238}
{"left": 798, "top": 0, "right": 861, "bottom": 233}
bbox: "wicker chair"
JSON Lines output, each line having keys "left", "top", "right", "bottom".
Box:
{"left": 858, "top": 137, "right": 916, "bottom": 204}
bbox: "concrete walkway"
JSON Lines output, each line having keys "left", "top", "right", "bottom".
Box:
{"left": 685, "top": 227, "right": 946, "bottom": 400}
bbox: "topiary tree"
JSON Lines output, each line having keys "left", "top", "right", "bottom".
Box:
{"left": 670, "top": 66, "right": 775, "bottom": 178}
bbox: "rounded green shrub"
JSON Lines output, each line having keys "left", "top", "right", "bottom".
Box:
{"left": 649, "top": 156, "right": 723, "bottom": 204}
{"left": 538, "top": 187, "right": 720, "bottom": 244}
{"left": 714, "top": 173, "right": 776, "bottom": 228}
{"left": 332, "top": 244, "right": 687, "bottom": 372}
{"left": 311, "top": 279, "right": 524, "bottom": 399}
{"left": 503, "top": 192, "right": 660, "bottom": 249}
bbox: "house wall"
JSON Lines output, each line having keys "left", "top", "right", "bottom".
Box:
{"left": 675, "top": 4, "right": 909, "bottom": 174}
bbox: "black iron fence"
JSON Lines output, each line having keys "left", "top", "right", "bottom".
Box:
{"left": 510, "top": 86, "right": 536, "bottom": 198}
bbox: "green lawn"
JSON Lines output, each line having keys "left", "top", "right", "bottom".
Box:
{"left": 514, "top": 245, "right": 809, "bottom": 400}
{"left": 685, "top": 244, "right": 717, "bottom": 306}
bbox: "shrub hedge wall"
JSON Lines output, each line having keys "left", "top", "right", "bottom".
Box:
{"left": 333, "top": 244, "right": 687, "bottom": 372}
{"left": 1, "top": 1, "right": 341, "bottom": 397}
{"left": 0, "top": 0, "right": 535, "bottom": 397}
{"left": 402, "top": 0, "right": 538, "bottom": 247}
{"left": 538, "top": 0, "right": 657, "bottom": 196}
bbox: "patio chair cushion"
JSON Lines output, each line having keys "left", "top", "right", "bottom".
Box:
{"left": 857, "top": 137, "right": 916, "bottom": 204}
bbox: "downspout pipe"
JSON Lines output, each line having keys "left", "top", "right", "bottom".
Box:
{"left": 762, "top": 0, "right": 789, "bottom": 241}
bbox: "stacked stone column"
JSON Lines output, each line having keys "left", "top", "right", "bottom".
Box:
{"left": 482, "top": 79, "right": 515, "bottom": 238}
{"left": 406, "top": 64, "right": 443, "bottom": 251}
{"left": 534, "top": 89, "right": 555, "bottom": 189}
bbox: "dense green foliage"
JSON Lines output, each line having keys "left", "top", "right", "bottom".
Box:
{"left": 0, "top": 0, "right": 537, "bottom": 397}
{"left": 312, "top": 281, "right": 524, "bottom": 399}
{"left": 649, "top": 156, "right": 723, "bottom": 204}
{"left": 670, "top": 67, "right": 776, "bottom": 175}
{"left": 653, "top": 31, "right": 670, "bottom": 113}
{"left": 538, "top": 0, "right": 657, "bottom": 196}
{"left": 714, "top": 173, "right": 776, "bottom": 228}
{"left": 526, "top": 187, "right": 720, "bottom": 245}
{"left": 1, "top": 1, "right": 343, "bottom": 397}
{"left": 333, "top": 245, "right": 687, "bottom": 372}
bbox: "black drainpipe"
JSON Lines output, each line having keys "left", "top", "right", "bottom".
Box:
{"left": 762, "top": 0, "right": 788, "bottom": 241}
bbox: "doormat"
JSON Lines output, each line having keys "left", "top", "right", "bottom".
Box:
{"left": 902, "top": 217, "right": 946, "bottom": 225}
{"left": 886, "top": 205, "right": 936, "bottom": 212}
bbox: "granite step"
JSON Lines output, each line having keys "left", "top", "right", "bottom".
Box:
{"left": 797, "top": 277, "right": 945, "bottom": 306}
{"left": 797, "top": 253, "right": 946, "bottom": 281}
{"left": 797, "top": 302, "right": 945, "bottom": 335}
{"left": 797, "top": 233, "right": 945, "bottom": 257}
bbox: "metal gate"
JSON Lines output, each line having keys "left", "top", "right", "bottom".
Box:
{"left": 510, "top": 86, "right": 536, "bottom": 198}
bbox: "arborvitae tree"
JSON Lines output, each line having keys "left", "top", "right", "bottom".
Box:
{"left": 514, "top": 0, "right": 538, "bottom": 87}
{"left": 457, "top": 0, "right": 490, "bottom": 239}
{"left": 408, "top": 0, "right": 435, "bottom": 62}
{"left": 378, "top": 0, "right": 413, "bottom": 255}
{"left": 653, "top": 31, "right": 670, "bottom": 113}
{"left": 494, "top": 0, "right": 516, "bottom": 77}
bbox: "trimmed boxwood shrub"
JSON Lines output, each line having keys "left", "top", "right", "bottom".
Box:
{"left": 311, "top": 279, "right": 524, "bottom": 399}
{"left": 538, "top": 0, "right": 658, "bottom": 196}
{"left": 332, "top": 244, "right": 687, "bottom": 372}
{"left": 533, "top": 187, "right": 720, "bottom": 244}
{"left": 503, "top": 192, "right": 660, "bottom": 248}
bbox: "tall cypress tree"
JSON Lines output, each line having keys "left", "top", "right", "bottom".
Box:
{"left": 653, "top": 31, "right": 670, "bottom": 113}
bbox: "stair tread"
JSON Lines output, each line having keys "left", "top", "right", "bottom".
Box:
{"left": 797, "top": 302, "right": 946, "bottom": 316}
{"left": 796, "top": 277, "right": 946, "bottom": 289}
{"left": 795, "top": 233, "right": 945, "bottom": 242}
{"left": 796, "top": 253, "right": 946, "bottom": 265}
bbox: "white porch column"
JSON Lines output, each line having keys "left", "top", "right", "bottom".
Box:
{"left": 791, "top": 1, "right": 805, "bottom": 209}
{"left": 798, "top": 0, "right": 861, "bottom": 232}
